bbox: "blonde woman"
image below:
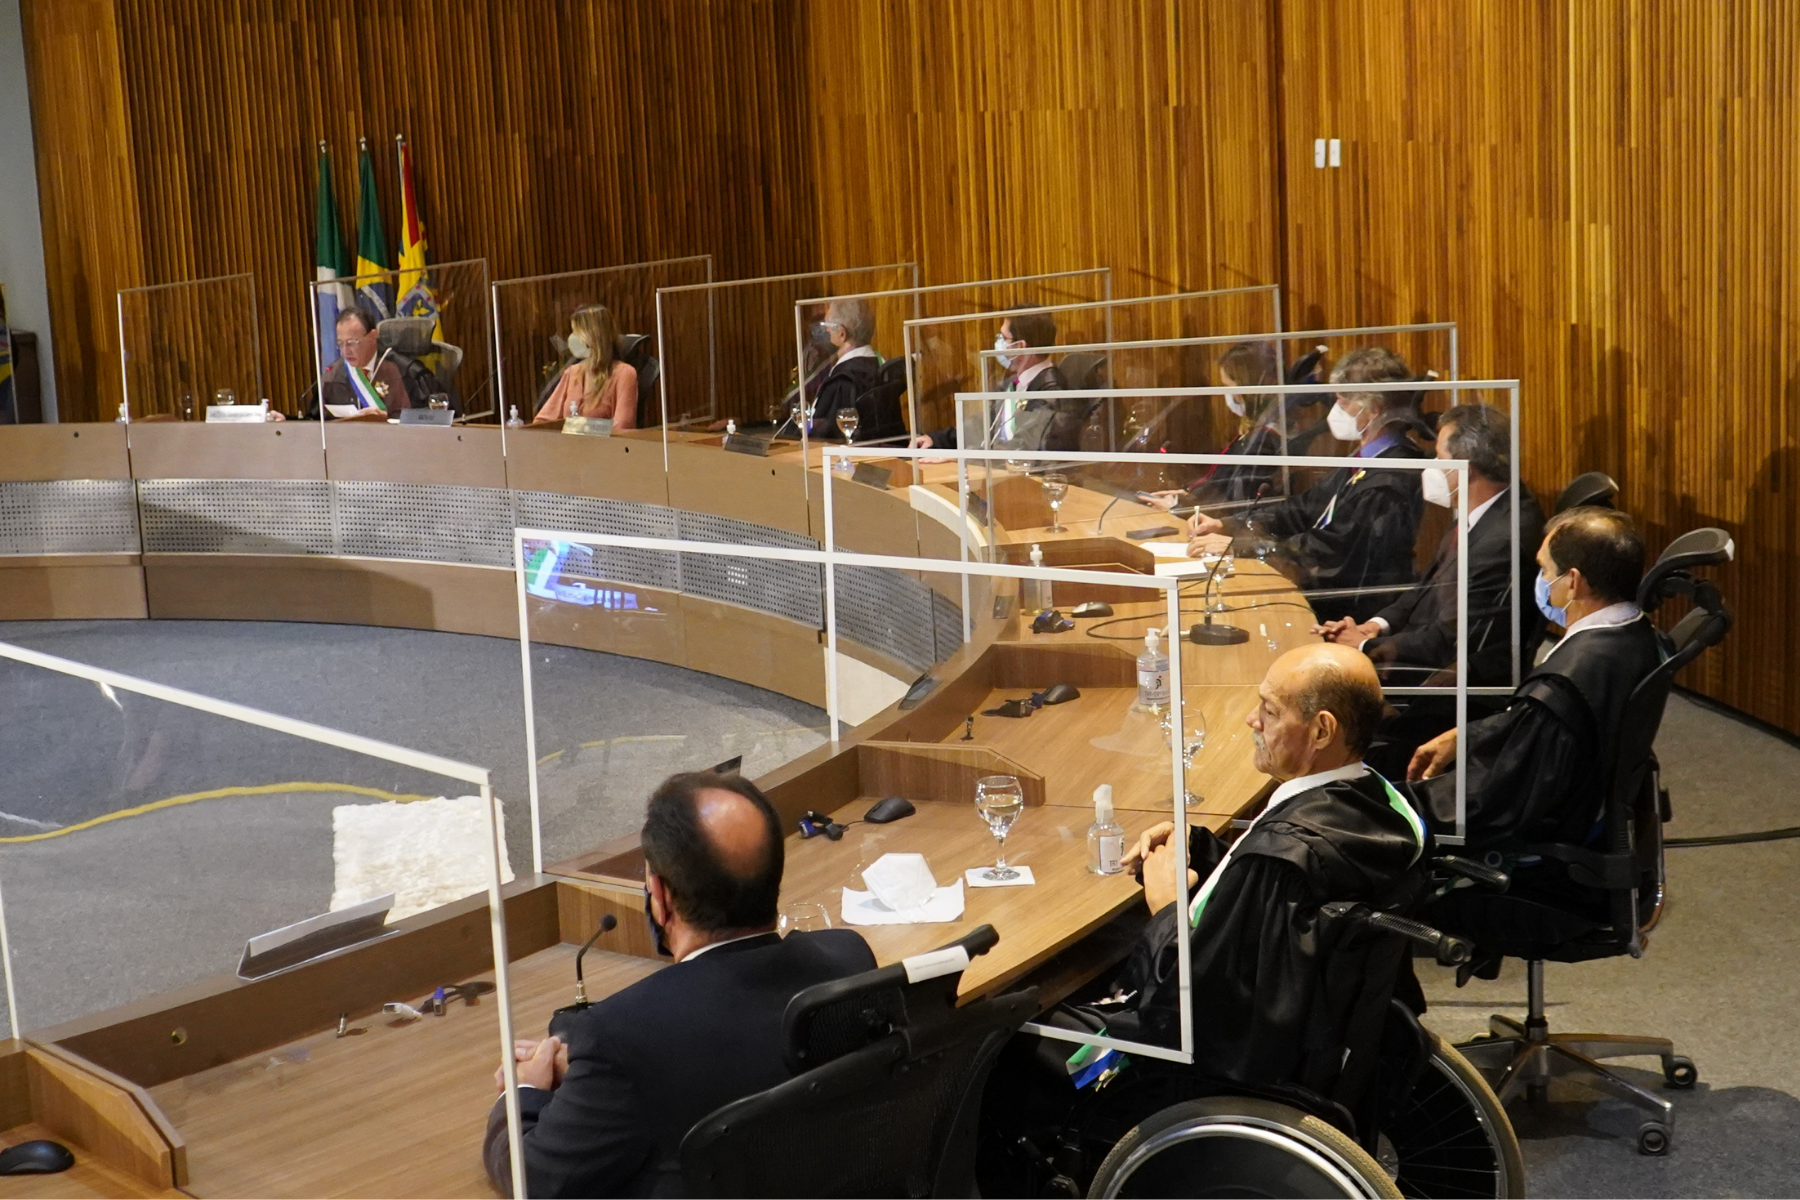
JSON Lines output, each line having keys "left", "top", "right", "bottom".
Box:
{"left": 534, "top": 305, "right": 639, "bottom": 429}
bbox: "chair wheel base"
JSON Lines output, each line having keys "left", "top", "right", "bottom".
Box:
{"left": 1637, "top": 1122, "right": 1672, "bottom": 1156}
{"left": 1663, "top": 1055, "right": 1698, "bottom": 1089}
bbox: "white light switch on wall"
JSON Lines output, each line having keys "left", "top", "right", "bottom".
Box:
{"left": 1314, "top": 138, "right": 1327, "bottom": 168}
{"left": 1328, "top": 138, "right": 1342, "bottom": 167}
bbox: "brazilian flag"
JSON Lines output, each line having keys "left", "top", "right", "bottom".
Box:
{"left": 355, "top": 142, "right": 395, "bottom": 320}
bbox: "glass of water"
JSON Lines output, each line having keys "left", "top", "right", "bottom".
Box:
{"left": 835, "top": 408, "right": 860, "bottom": 472}
{"left": 1042, "top": 472, "right": 1069, "bottom": 532}
{"left": 777, "top": 902, "right": 833, "bottom": 936}
{"left": 974, "top": 774, "right": 1026, "bottom": 882}
{"left": 1160, "top": 705, "right": 1209, "bottom": 809}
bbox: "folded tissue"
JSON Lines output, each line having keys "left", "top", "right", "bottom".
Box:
{"left": 841, "top": 852, "right": 966, "bottom": 925}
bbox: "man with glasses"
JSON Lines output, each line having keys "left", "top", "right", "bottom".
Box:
{"left": 320, "top": 307, "right": 410, "bottom": 419}
{"left": 803, "top": 297, "right": 883, "bottom": 438}
{"left": 912, "top": 309, "right": 1075, "bottom": 452}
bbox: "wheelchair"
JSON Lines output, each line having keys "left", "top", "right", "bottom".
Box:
{"left": 980, "top": 904, "right": 1524, "bottom": 1199}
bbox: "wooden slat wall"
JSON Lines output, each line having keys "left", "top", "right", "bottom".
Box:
{"left": 22, "top": 0, "right": 820, "bottom": 421}
{"left": 1276, "top": 0, "right": 1800, "bottom": 732}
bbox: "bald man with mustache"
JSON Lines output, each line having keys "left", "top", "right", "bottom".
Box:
{"left": 1106, "top": 644, "right": 1432, "bottom": 1097}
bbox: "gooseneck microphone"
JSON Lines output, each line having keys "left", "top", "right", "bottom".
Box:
{"left": 1190, "top": 482, "right": 1264, "bottom": 646}
{"left": 549, "top": 913, "right": 620, "bottom": 1038}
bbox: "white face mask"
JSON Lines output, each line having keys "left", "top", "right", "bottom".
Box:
{"left": 995, "top": 334, "right": 1016, "bottom": 371}
{"left": 567, "top": 333, "right": 592, "bottom": 361}
{"left": 1326, "top": 400, "right": 1363, "bottom": 442}
{"left": 1225, "top": 392, "right": 1246, "bottom": 418}
{"left": 1421, "top": 466, "right": 1453, "bottom": 508}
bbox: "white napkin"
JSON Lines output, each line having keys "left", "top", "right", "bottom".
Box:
{"left": 840, "top": 880, "right": 966, "bottom": 926}
{"left": 861, "top": 853, "right": 939, "bottom": 910}
{"left": 965, "top": 866, "right": 1036, "bottom": 888}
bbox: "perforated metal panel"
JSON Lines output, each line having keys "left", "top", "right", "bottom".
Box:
{"left": 833, "top": 565, "right": 939, "bottom": 673}
{"left": 931, "top": 589, "right": 966, "bottom": 665}
{"left": 515, "top": 491, "right": 680, "bottom": 590}
{"left": 676, "top": 510, "right": 823, "bottom": 627}
{"left": 335, "top": 482, "right": 515, "bottom": 568}
{"left": 137, "top": 480, "right": 334, "bottom": 555}
{"left": 0, "top": 481, "right": 139, "bottom": 555}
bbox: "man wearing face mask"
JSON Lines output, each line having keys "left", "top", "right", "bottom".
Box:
{"left": 800, "top": 297, "right": 883, "bottom": 438}
{"left": 1185, "top": 347, "right": 1429, "bottom": 622}
{"left": 1315, "top": 403, "right": 1545, "bottom": 686}
{"left": 910, "top": 309, "right": 1071, "bottom": 452}
{"left": 1406, "top": 507, "right": 1663, "bottom": 857}
{"left": 482, "top": 772, "right": 874, "bottom": 1198}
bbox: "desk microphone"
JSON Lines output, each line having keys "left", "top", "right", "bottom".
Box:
{"left": 549, "top": 913, "right": 618, "bottom": 1037}
{"left": 1190, "top": 482, "right": 1266, "bottom": 646}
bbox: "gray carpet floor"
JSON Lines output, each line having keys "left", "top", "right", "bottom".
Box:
{"left": 2, "top": 620, "right": 1797, "bottom": 1194}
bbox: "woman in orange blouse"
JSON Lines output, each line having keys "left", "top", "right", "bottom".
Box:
{"left": 533, "top": 305, "right": 639, "bottom": 429}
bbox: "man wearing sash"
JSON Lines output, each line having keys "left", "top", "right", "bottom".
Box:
{"left": 1110, "top": 644, "right": 1430, "bottom": 1094}
{"left": 322, "top": 307, "right": 409, "bottom": 418}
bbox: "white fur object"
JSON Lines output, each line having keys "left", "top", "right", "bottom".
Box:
{"left": 331, "top": 795, "right": 514, "bottom": 922}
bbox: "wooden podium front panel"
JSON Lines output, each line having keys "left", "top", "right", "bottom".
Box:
{"left": 142, "top": 555, "right": 515, "bottom": 636}
{"left": 126, "top": 423, "right": 326, "bottom": 481}
{"left": 0, "top": 556, "right": 147, "bottom": 619}
{"left": 504, "top": 427, "right": 669, "bottom": 504}
{"left": 0, "top": 424, "right": 132, "bottom": 482}
{"left": 665, "top": 440, "right": 811, "bottom": 538}
{"left": 324, "top": 422, "right": 506, "bottom": 487}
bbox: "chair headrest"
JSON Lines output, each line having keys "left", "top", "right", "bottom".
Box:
{"left": 377, "top": 317, "right": 436, "bottom": 356}
{"left": 878, "top": 357, "right": 907, "bottom": 387}
{"left": 1637, "top": 527, "right": 1735, "bottom": 614}
{"left": 1556, "top": 470, "right": 1620, "bottom": 513}
{"left": 1058, "top": 351, "right": 1106, "bottom": 390}
{"left": 616, "top": 333, "right": 652, "bottom": 367}
{"left": 1286, "top": 344, "right": 1328, "bottom": 385}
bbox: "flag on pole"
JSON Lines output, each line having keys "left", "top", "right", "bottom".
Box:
{"left": 395, "top": 135, "right": 439, "bottom": 338}
{"left": 355, "top": 139, "right": 395, "bottom": 320}
{"left": 313, "top": 144, "right": 354, "bottom": 370}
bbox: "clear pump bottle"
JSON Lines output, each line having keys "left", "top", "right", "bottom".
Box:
{"left": 506, "top": 405, "right": 524, "bottom": 428}
{"left": 1136, "top": 627, "right": 1170, "bottom": 713}
{"left": 1021, "top": 543, "right": 1051, "bottom": 613}
{"left": 1088, "top": 784, "right": 1125, "bottom": 875}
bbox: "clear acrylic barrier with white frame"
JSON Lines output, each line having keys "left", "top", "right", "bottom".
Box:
{"left": 902, "top": 285, "right": 1284, "bottom": 454}
{"left": 513, "top": 526, "right": 1201, "bottom": 1066}
{"left": 947, "top": 378, "right": 1523, "bottom": 696}
{"left": 970, "top": 322, "right": 1461, "bottom": 496}
{"left": 0, "top": 639, "right": 528, "bottom": 1199}
{"left": 308, "top": 257, "right": 495, "bottom": 435}
{"left": 789, "top": 269, "right": 1114, "bottom": 453}
{"left": 652, "top": 264, "right": 918, "bottom": 448}
{"left": 116, "top": 273, "right": 264, "bottom": 422}
{"left": 491, "top": 256, "right": 713, "bottom": 432}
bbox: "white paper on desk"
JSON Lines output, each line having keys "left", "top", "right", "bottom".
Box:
{"left": 840, "top": 880, "right": 966, "bottom": 926}
{"left": 965, "top": 866, "right": 1035, "bottom": 888}
{"left": 1154, "top": 556, "right": 1219, "bottom": 578}
{"left": 325, "top": 404, "right": 363, "bottom": 419}
{"left": 1145, "top": 541, "right": 1200, "bottom": 559}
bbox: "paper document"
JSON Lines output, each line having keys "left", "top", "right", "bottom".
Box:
{"left": 840, "top": 880, "right": 966, "bottom": 926}
{"left": 325, "top": 404, "right": 362, "bottom": 419}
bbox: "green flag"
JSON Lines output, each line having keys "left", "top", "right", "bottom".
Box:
{"left": 313, "top": 144, "right": 353, "bottom": 367}
{"left": 355, "top": 141, "right": 394, "bottom": 319}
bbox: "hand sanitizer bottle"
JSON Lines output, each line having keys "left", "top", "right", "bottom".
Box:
{"left": 1088, "top": 784, "right": 1125, "bottom": 875}
{"left": 1022, "top": 543, "right": 1050, "bottom": 613}
{"left": 726, "top": 419, "right": 737, "bottom": 436}
{"left": 506, "top": 405, "right": 524, "bottom": 429}
{"left": 1135, "top": 627, "right": 1170, "bottom": 713}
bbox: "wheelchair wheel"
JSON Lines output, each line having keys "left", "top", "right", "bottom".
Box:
{"left": 1088, "top": 1095, "right": 1403, "bottom": 1199}
{"left": 1381, "top": 1032, "right": 1524, "bottom": 1199}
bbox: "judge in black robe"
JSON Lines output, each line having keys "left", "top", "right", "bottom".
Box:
{"left": 1108, "top": 645, "right": 1430, "bottom": 1102}
{"left": 803, "top": 298, "right": 883, "bottom": 438}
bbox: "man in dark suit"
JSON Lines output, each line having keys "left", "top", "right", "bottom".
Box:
{"left": 1316, "top": 402, "right": 1546, "bottom": 685}
{"left": 482, "top": 772, "right": 875, "bottom": 1198}
{"left": 911, "top": 308, "right": 1076, "bottom": 452}
{"left": 804, "top": 297, "right": 883, "bottom": 438}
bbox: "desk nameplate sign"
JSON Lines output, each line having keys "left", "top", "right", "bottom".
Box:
{"left": 722, "top": 432, "right": 772, "bottom": 457}
{"left": 399, "top": 408, "right": 454, "bottom": 426}
{"left": 206, "top": 405, "right": 267, "bottom": 423}
{"left": 237, "top": 892, "right": 397, "bottom": 980}
{"left": 852, "top": 462, "right": 894, "bottom": 490}
{"left": 563, "top": 416, "right": 614, "bottom": 437}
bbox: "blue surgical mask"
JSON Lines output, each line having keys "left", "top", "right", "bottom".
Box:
{"left": 1535, "top": 569, "right": 1570, "bottom": 626}
{"left": 995, "top": 334, "right": 1015, "bottom": 371}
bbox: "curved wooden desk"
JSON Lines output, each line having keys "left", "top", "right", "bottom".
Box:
{"left": 0, "top": 423, "right": 1310, "bottom": 1197}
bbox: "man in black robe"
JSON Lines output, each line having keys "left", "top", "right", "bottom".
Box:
{"left": 1407, "top": 506, "right": 1664, "bottom": 853}
{"left": 803, "top": 297, "right": 883, "bottom": 438}
{"left": 1185, "top": 348, "right": 1429, "bottom": 623}
{"left": 1105, "top": 643, "right": 1430, "bottom": 1099}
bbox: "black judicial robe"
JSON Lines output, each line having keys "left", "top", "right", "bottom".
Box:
{"left": 1227, "top": 433, "right": 1428, "bottom": 623}
{"left": 806, "top": 351, "right": 882, "bottom": 437}
{"left": 1106, "top": 771, "right": 1430, "bottom": 1103}
{"left": 1420, "top": 615, "right": 1666, "bottom": 850}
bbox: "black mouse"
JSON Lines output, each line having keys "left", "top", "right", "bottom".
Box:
{"left": 0, "top": 1140, "right": 74, "bottom": 1175}
{"left": 1041, "top": 683, "right": 1081, "bottom": 705}
{"left": 865, "top": 796, "right": 916, "bottom": 824}
{"left": 1071, "top": 601, "right": 1113, "bottom": 618}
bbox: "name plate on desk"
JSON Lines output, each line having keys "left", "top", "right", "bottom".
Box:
{"left": 398, "top": 408, "right": 454, "bottom": 426}
{"left": 563, "top": 416, "right": 614, "bottom": 437}
{"left": 722, "top": 432, "right": 772, "bottom": 456}
{"left": 852, "top": 462, "right": 893, "bottom": 490}
{"left": 237, "top": 893, "right": 396, "bottom": 979}
{"left": 206, "top": 405, "right": 267, "bottom": 423}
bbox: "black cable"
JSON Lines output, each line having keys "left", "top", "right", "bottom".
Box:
{"left": 1666, "top": 826, "right": 1800, "bottom": 848}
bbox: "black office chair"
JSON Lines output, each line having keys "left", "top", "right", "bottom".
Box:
{"left": 616, "top": 333, "right": 662, "bottom": 425}
{"left": 1555, "top": 470, "right": 1620, "bottom": 513}
{"left": 849, "top": 359, "right": 910, "bottom": 444}
{"left": 679, "top": 926, "right": 1037, "bottom": 1198}
{"left": 1449, "top": 527, "right": 1734, "bottom": 1155}
{"left": 1058, "top": 350, "right": 1107, "bottom": 391}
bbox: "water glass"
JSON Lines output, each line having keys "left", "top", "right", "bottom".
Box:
{"left": 777, "top": 902, "right": 833, "bottom": 936}
{"left": 974, "top": 775, "right": 1025, "bottom": 882}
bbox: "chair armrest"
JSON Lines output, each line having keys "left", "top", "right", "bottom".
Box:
{"left": 1523, "top": 844, "right": 1638, "bottom": 890}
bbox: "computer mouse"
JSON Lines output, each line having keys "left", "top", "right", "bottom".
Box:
{"left": 1071, "top": 601, "right": 1113, "bottom": 618}
{"left": 865, "top": 796, "right": 916, "bottom": 824}
{"left": 0, "top": 1140, "right": 74, "bottom": 1175}
{"left": 1041, "top": 683, "right": 1081, "bottom": 705}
